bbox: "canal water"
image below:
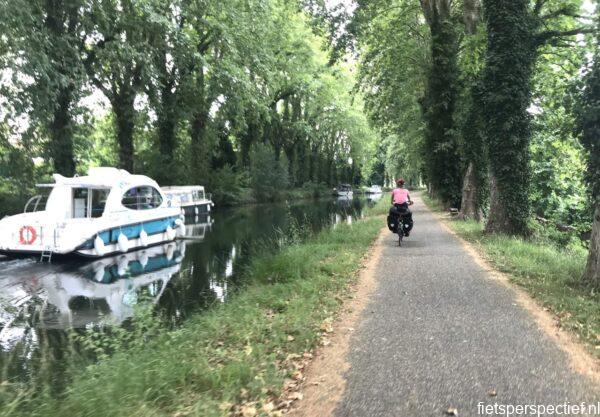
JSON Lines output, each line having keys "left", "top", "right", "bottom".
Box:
{"left": 0, "top": 195, "right": 381, "bottom": 387}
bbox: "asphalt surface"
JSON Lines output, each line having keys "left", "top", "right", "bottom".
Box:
{"left": 335, "top": 195, "right": 599, "bottom": 417}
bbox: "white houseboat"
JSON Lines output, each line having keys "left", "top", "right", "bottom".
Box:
{"left": 162, "top": 186, "right": 214, "bottom": 216}
{"left": 0, "top": 167, "right": 185, "bottom": 259}
{"left": 333, "top": 184, "right": 353, "bottom": 197}
{"left": 365, "top": 185, "right": 383, "bottom": 194}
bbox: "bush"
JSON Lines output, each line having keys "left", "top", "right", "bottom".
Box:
{"left": 210, "top": 165, "right": 246, "bottom": 206}
{"left": 249, "top": 144, "right": 289, "bottom": 202}
{"left": 301, "top": 181, "right": 330, "bottom": 198}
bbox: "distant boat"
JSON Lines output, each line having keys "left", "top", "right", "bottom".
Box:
{"left": 0, "top": 167, "right": 185, "bottom": 259}
{"left": 161, "top": 186, "right": 214, "bottom": 216}
{"left": 333, "top": 184, "right": 353, "bottom": 197}
{"left": 365, "top": 185, "right": 383, "bottom": 194}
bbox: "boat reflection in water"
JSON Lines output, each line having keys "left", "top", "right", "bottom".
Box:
{"left": 0, "top": 241, "right": 186, "bottom": 336}
{"left": 367, "top": 192, "right": 383, "bottom": 203}
{"left": 183, "top": 213, "right": 214, "bottom": 240}
{"left": 0, "top": 198, "right": 372, "bottom": 386}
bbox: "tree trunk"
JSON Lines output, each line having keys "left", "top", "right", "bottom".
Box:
{"left": 583, "top": 202, "right": 600, "bottom": 286}
{"left": 190, "top": 109, "right": 210, "bottom": 182}
{"left": 157, "top": 115, "right": 176, "bottom": 181}
{"left": 481, "top": 0, "right": 535, "bottom": 235}
{"left": 459, "top": 162, "right": 482, "bottom": 221}
{"left": 240, "top": 117, "right": 259, "bottom": 168}
{"left": 484, "top": 173, "right": 514, "bottom": 234}
{"left": 49, "top": 86, "right": 76, "bottom": 176}
{"left": 156, "top": 80, "right": 177, "bottom": 183}
{"left": 44, "top": 0, "right": 78, "bottom": 177}
{"left": 113, "top": 94, "right": 136, "bottom": 173}
{"left": 420, "top": 0, "right": 462, "bottom": 207}
{"left": 463, "top": 0, "right": 481, "bottom": 34}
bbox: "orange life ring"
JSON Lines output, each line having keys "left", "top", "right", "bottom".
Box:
{"left": 19, "top": 226, "right": 37, "bottom": 245}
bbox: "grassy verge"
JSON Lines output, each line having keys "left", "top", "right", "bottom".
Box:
{"left": 1, "top": 202, "right": 386, "bottom": 417}
{"left": 422, "top": 195, "right": 600, "bottom": 358}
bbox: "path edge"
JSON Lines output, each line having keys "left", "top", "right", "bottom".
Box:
{"left": 287, "top": 226, "right": 387, "bottom": 417}
{"left": 426, "top": 202, "right": 600, "bottom": 385}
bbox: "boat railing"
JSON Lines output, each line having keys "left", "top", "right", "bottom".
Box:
{"left": 24, "top": 195, "right": 48, "bottom": 213}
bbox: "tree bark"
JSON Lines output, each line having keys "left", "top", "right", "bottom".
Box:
{"left": 482, "top": 0, "right": 535, "bottom": 235}
{"left": 420, "top": 0, "right": 462, "bottom": 207}
{"left": 44, "top": 0, "right": 78, "bottom": 177}
{"left": 156, "top": 77, "right": 178, "bottom": 183}
{"left": 49, "top": 86, "right": 76, "bottom": 176}
{"left": 485, "top": 173, "right": 514, "bottom": 234}
{"left": 459, "top": 162, "right": 482, "bottom": 220}
{"left": 463, "top": 0, "right": 481, "bottom": 34}
{"left": 190, "top": 109, "right": 209, "bottom": 182}
{"left": 583, "top": 202, "right": 600, "bottom": 286}
{"left": 113, "top": 93, "right": 136, "bottom": 173}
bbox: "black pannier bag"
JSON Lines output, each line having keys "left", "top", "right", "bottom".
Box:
{"left": 387, "top": 213, "right": 398, "bottom": 232}
{"left": 387, "top": 206, "right": 401, "bottom": 233}
{"left": 388, "top": 205, "right": 411, "bottom": 233}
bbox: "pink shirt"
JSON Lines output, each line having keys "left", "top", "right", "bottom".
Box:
{"left": 392, "top": 188, "right": 409, "bottom": 205}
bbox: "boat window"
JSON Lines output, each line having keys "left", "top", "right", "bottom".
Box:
{"left": 192, "top": 189, "right": 204, "bottom": 200}
{"left": 72, "top": 188, "right": 89, "bottom": 218}
{"left": 121, "top": 186, "right": 163, "bottom": 210}
{"left": 91, "top": 189, "right": 110, "bottom": 218}
{"left": 24, "top": 189, "right": 51, "bottom": 213}
{"left": 72, "top": 188, "right": 110, "bottom": 218}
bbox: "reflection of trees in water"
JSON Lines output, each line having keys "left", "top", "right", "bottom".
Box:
{"left": 157, "top": 198, "right": 368, "bottom": 324}
{"left": 0, "top": 245, "right": 182, "bottom": 388}
{"left": 1, "top": 307, "right": 78, "bottom": 394}
{"left": 157, "top": 208, "right": 273, "bottom": 323}
{"left": 0, "top": 197, "right": 371, "bottom": 391}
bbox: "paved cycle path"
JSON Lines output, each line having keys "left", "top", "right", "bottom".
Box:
{"left": 335, "top": 195, "right": 599, "bottom": 416}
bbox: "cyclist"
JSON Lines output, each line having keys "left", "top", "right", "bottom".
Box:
{"left": 391, "top": 178, "right": 413, "bottom": 236}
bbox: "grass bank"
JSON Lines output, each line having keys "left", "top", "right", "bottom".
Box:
{"left": 422, "top": 195, "right": 600, "bottom": 358}
{"left": 1, "top": 203, "right": 386, "bottom": 417}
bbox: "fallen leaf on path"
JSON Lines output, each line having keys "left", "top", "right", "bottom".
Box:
{"left": 283, "top": 379, "right": 297, "bottom": 391}
{"left": 488, "top": 389, "right": 497, "bottom": 397}
{"left": 288, "top": 392, "right": 303, "bottom": 401}
{"left": 446, "top": 407, "right": 458, "bottom": 415}
{"left": 240, "top": 404, "right": 257, "bottom": 417}
{"left": 320, "top": 322, "right": 334, "bottom": 333}
{"left": 262, "top": 402, "right": 275, "bottom": 412}
{"left": 286, "top": 353, "right": 302, "bottom": 361}
{"left": 276, "top": 399, "right": 292, "bottom": 410}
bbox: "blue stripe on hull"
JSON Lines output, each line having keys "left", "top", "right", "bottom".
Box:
{"left": 92, "top": 252, "right": 181, "bottom": 283}
{"left": 80, "top": 216, "right": 180, "bottom": 249}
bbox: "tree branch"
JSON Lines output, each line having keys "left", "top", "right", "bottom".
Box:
{"left": 535, "top": 27, "right": 596, "bottom": 46}
{"left": 540, "top": 6, "right": 585, "bottom": 21}
{"left": 533, "top": 0, "right": 548, "bottom": 16}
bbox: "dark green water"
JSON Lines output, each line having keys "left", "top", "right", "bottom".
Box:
{"left": 0, "top": 196, "right": 381, "bottom": 387}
